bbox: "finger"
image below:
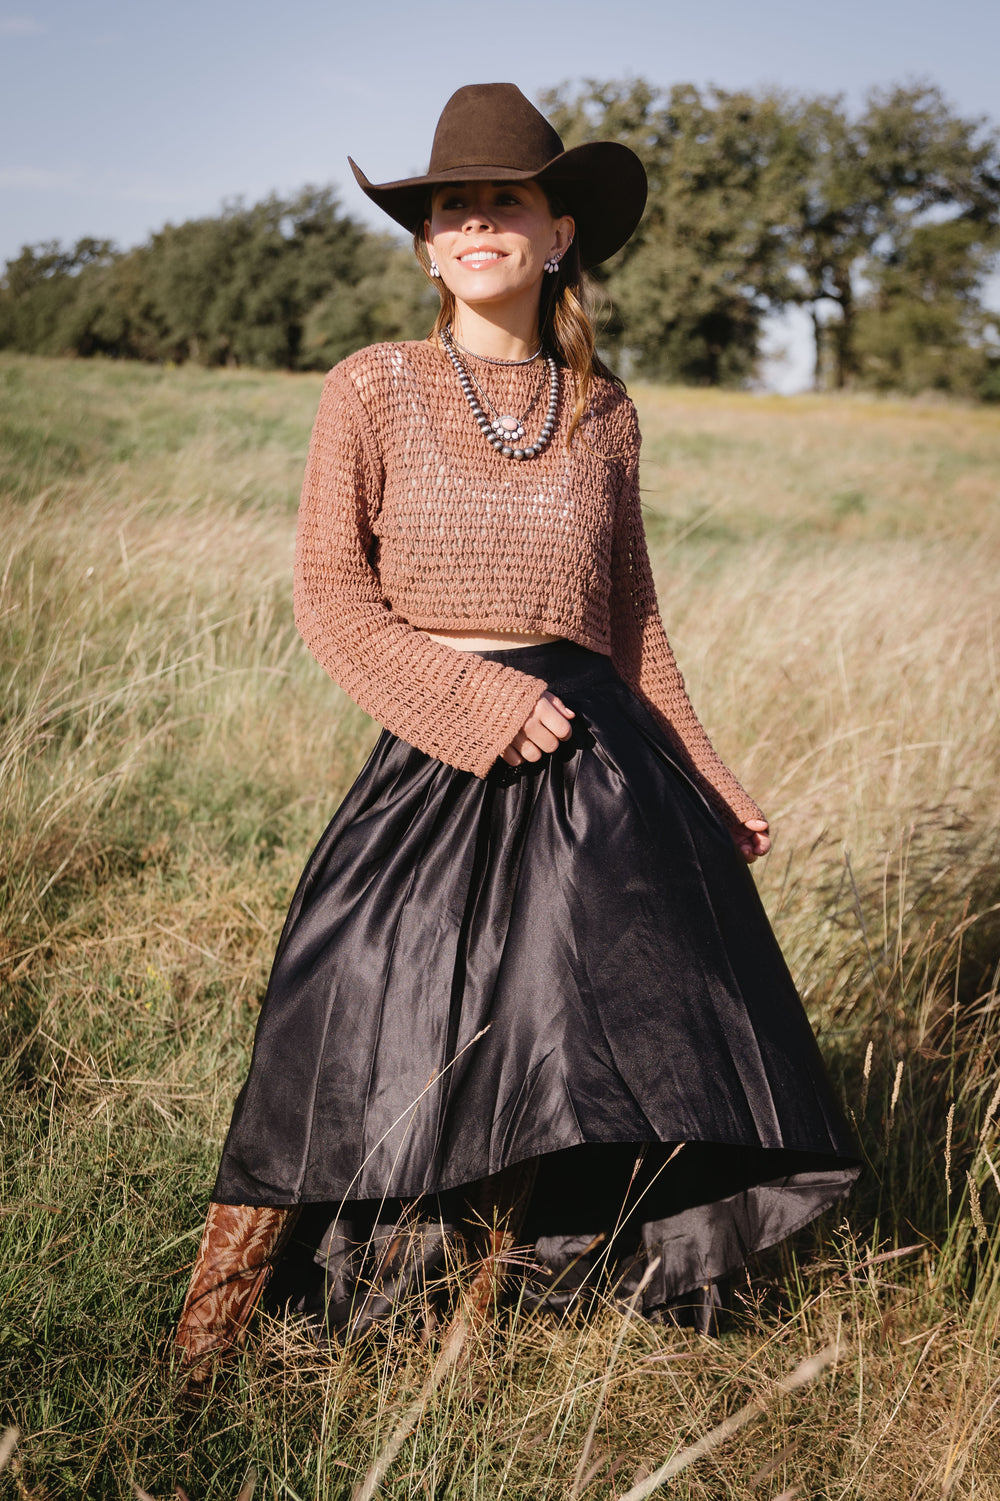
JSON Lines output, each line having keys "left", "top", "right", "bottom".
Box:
{"left": 744, "top": 818, "right": 769, "bottom": 832}
{"left": 501, "top": 746, "right": 523, "bottom": 766}
{"left": 513, "top": 731, "right": 543, "bottom": 761}
{"left": 523, "top": 723, "right": 562, "bottom": 755}
{"left": 535, "top": 701, "right": 574, "bottom": 740}
{"left": 544, "top": 692, "right": 576, "bottom": 719}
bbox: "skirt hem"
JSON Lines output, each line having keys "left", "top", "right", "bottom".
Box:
{"left": 211, "top": 1131, "right": 860, "bottom": 1209}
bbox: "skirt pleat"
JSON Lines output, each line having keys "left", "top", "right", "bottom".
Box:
{"left": 214, "top": 640, "right": 859, "bottom": 1316}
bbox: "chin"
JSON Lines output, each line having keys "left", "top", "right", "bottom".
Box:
{"left": 461, "top": 285, "right": 520, "bottom": 303}
{"left": 452, "top": 275, "right": 537, "bottom": 304}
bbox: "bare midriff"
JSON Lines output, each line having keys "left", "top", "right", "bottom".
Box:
{"left": 424, "top": 628, "right": 563, "bottom": 652}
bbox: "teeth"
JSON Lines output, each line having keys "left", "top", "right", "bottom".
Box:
{"left": 460, "top": 252, "right": 502, "bottom": 264}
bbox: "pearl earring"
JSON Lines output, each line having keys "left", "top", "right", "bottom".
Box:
{"left": 543, "top": 255, "right": 562, "bottom": 275}
{"left": 429, "top": 259, "right": 441, "bottom": 278}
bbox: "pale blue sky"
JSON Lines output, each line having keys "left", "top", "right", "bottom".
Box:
{"left": 2, "top": 0, "right": 997, "bottom": 388}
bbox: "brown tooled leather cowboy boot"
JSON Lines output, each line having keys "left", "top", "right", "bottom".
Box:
{"left": 458, "top": 1158, "right": 538, "bottom": 1324}
{"left": 174, "top": 1201, "right": 299, "bottom": 1392}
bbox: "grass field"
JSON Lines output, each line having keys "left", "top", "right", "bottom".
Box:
{"left": 2, "top": 351, "right": 999, "bottom": 1500}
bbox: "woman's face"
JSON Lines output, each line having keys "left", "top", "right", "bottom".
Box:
{"left": 424, "top": 180, "right": 574, "bottom": 311}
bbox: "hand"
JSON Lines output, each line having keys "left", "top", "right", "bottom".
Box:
{"left": 501, "top": 691, "right": 575, "bottom": 766}
{"left": 735, "top": 818, "right": 770, "bottom": 863}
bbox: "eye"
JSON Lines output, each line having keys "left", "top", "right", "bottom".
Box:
{"left": 439, "top": 194, "right": 465, "bottom": 211}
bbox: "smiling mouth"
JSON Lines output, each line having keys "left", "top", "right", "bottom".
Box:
{"left": 458, "top": 250, "right": 506, "bottom": 266}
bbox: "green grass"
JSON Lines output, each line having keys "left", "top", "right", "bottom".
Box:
{"left": 2, "top": 352, "right": 1000, "bottom": 1499}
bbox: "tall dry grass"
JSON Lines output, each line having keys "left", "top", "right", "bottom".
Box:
{"left": 1, "top": 352, "right": 999, "bottom": 1499}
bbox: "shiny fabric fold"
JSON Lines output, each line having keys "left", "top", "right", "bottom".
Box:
{"left": 213, "top": 640, "right": 859, "bottom": 1310}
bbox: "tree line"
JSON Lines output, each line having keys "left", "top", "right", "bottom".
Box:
{"left": 0, "top": 188, "right": 437, "bottom": 373}
{"left": 2, "top": 79, "right": 999, "bottom": 398}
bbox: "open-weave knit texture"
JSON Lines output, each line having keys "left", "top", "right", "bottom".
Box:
{"left": 294, "top": 339, "right": 763, "bottom": 825}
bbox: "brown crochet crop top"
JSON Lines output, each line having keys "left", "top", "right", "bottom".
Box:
{"left": 294, "top": 339, "right": 763, "bottom": 826}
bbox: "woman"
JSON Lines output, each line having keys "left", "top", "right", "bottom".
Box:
{"left": 175, "top": 83, "right": 858, "bottom": 1382}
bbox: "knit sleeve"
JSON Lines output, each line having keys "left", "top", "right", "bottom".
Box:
{"left": 293, "top": 362, "right": 547, "bottom": 778}
{"left": 608, "top": 407, "right": 765, "bottom": 828}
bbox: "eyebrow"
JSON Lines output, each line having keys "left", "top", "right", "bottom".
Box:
{"left": 437, "top": 182, "right": 526, "bottom": 193}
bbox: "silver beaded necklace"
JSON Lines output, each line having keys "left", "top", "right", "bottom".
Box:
{"left": 440, "top": 325, "right": 560, "bottom": 461}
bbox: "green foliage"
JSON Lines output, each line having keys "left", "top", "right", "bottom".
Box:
{"left": 543, "top": 79, "right": 810, "bottom": 384}
{"left": 1, "top": 79, "right": 998, "bottom": 398}
{"left": 543, "top": 76, "right": 1000, "bottom": 396}
{"left": 301, "top": 248, "right": 439, "bottom": 369}
{"left": 791, "top": 82, "right": 1000, "bottom": 390}
{"left": 850, "top": 217, "right": 1000, "bottom": 396}
{"left": 0, "top": 237, "right": 119, "bottom": 354}
{"left": 0, "top": 189, "right": 437, "bottom": 371}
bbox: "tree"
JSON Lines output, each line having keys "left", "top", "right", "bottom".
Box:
{"left": 3, "top": 80, "right": 998, "bottom": 398}
{"left": 0, "top": 189, "right": 437, "bottom": 370}
{"left": 301, "top": 246, "right": 438, "bottom": 368}
{"left": 137, "top": 187, "right": 374, "bottom": 368}
{"left": 542, "top": 78, "right": 1000, "bottom": 394}
{"left": 0, "top": 238, "right": 119, "bottom": 353}
{"left": 790, "top": 82, "right": 1000, "bottom": 389}
{"left": 541, "top": 78, "right": 810, "bottom": 383}
{"left": 852, "top": 218, "right": 1000, "bottom": 396}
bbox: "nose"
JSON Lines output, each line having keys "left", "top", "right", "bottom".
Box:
{"left": 462, "top": 194, "right": 497, "bottom": 233}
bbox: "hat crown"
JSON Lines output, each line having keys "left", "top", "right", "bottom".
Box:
{"left": 426, "top": 83, "right": 565, "bottom": 175}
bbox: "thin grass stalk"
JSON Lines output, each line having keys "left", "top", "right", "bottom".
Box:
{"left": 617, "top": 1342, "right": 844, "bottom": 1501}
{"left": 569, "top": 1256, "right": 661, "bottom": 1499}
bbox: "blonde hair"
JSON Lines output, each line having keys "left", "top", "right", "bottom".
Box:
{"left": 413, "top": 188, "right": 624, "bottom": 447}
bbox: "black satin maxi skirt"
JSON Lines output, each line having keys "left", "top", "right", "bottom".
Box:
{"left": 213, "top": 641, "right": 859, "bottom": 1326}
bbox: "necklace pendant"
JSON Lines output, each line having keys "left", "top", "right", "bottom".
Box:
{"left": 492, "top": 415, "right": 525, "bottom": 442}
{"left": 440, "top": 327, "right": 559, "bottom": 462}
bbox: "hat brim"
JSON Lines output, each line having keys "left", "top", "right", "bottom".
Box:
{"left": 348, "top": 141, "right": 647, "bottom": 269}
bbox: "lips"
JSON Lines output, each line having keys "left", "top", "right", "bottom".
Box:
{"left": 458, "top": 250, "right": 506, "bottom": 266}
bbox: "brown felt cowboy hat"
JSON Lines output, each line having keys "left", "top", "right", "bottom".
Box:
{"left": 349, "top": 82, "right": 647, "bottom": 269}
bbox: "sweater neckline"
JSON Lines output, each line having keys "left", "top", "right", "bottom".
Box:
{"left": 441, "top": 329, "right": 545, "bottom": 369}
